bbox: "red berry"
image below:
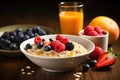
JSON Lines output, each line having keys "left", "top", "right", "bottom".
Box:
{"left": 56, "top": 34, "right": 64, "bottom": 42}
{"left": 89, "top": 46, "right": 104, "bottom": 60}
{"left": 94, "top": 26, "right": 103, "bottom": 34}
{"left": 88, "top": 30, "right": 99, "bottom": 36}
{"left": 51, "top": 40, "right": 60, "bottom": 49}
{"left": 61, "top": 37, "right": 69, "bottom": 44}
{"left": 95, "top": 52, "right": 116, "bottom": 68}
{"left": 34, "top": 36, "right": 42, "bottom": 44}
{"left": 84, "top": 26, "right": 93, "bottom": 35}
{"left": 54, "top": 42, "right": 65, "bottom": 52}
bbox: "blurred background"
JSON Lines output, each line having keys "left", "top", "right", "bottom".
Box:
{"left": 0, "top": 0, "right": 119, "bottom": 33}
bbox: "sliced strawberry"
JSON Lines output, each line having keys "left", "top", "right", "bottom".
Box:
{"left": 89, "top": 46, "right": 104, "bottom": 60}
{"left": 95, "top": 51, "right": 117, "bottom": 68}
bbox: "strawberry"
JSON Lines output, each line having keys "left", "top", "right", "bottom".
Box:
{"left": 95, "top": 48, "right": 118, "bottom": 68}
{"left": 89, "top": 46, "right": 104, "bottom": 60}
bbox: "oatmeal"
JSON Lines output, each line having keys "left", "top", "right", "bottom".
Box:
{"left": 25, "top": 34, "right": 87, "bottom": 58}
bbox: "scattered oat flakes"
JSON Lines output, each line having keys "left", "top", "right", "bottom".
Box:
{"left": 31, "top": 70, "right": 35, "bottom": 73}
{"left": 20, "top": 65, "right": 35, "bottom": 75}
{"left": 21, "top": 69, "right": 24, "bottom": 71}
{"left": 21, "top": 72, "right": 26, "bottom": 75}
{"left": 26, "top": 66, "right": 31, "bottom": 69}
{"left": 75, "top": 78, "right": 80, "bottom": 80}
{"left": 73, "top": 74, "right": 81, "bottom": 78}
{"left": 27, "top": 72, "right": 32, "bottom": 75}
{"left": 76, "top": 72, "right": 82, "bottom": 75}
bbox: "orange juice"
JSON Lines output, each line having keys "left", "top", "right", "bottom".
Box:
{"left": 59, "top": 11, "right": 84, "bottom": 35}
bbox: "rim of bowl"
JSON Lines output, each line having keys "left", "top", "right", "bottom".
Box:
{"left": 20, "top": 34, "right": 95, "bottom": 59}
{"left": 79, "top": 30, "right": 109, "bottom": 38}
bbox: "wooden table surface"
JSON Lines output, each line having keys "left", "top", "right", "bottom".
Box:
{"left": 0, "top": 37, "right": 119, "bottom": 80}
{"left": 0, "top": 1, "right": 120, "bottom": 80}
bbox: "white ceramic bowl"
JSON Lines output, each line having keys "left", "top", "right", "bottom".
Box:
{"left": 20, "top": 34, "right": 95, "bottom": 72}
{"left": 79, "top": 30, "right": 109, "bottom": 52}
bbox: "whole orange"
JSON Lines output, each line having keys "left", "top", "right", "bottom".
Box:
{"left": 89, "top": 16, "right": 120, "bottom": 45}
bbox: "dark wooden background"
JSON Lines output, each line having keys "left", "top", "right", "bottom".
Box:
{"left": 0, "top": 0, "right": 119, "bottom": 33}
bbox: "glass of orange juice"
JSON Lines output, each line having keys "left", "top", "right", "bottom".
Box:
{"left": 58, "top": 2, "right": 84, "bottom": 36}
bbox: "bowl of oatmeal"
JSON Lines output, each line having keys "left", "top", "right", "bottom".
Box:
{"left": 20, "top": 34, "right": 95, "bottom": 72}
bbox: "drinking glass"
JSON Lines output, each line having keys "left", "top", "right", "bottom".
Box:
{"left": 59, "top": 2, "right": 84, "bottom": 36}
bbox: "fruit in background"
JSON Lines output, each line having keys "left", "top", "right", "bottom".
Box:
{"left": 83, "top": 25, "right": 93, "bottom": 35}
{"left": 95, "top": 48, "right": 117, "bottom": 68}
{"left": 83, "top": 26, "right": 103, "bottom": 36}
{"left": 0, "top": 26, "right": 47, "bottom": 50}
{"left": 89, "top": 16, "right": 120, "bottom": 45}
{"left": 89, "top": 46, "right": 104, "bottom": 60}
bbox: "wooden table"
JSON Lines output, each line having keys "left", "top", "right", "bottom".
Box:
{"left": 0, "top": 36, "right": 120, "bottom": 80}
{"left": 0, "top": 1, "right": 120, "bottom": 80}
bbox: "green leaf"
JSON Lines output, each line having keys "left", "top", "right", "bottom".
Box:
{"left": 109, "top": 47, "right": 113, "bottom": 53}
{"left": 115, "top": 52, "right": 120, "bottom": 56}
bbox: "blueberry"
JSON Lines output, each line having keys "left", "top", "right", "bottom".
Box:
{"left": 16, "top": 28, "right": 22, "bottom": 33}
{"left": 37, "top": 29, "right": 47, "bottom": 35}
{"left": 0, "top": 38, "right": 5, "bottom": 43}
{"left": 65, "top": 42, "right": 74, "bottom": 51}
{"left": 89, "top": 60, "right": 97, "bottom": 67}
{"left": 23, "top": 35, "right": 30, "bottom": 41}
{"left": 17, "top": 32, "right": 24, "bottom": 42}
{"left": 9, "top": 31, "right": 17, "bottom": 37}
{"left": 32, "top": 26, "right": 41, "bottom": 33}
{"left": 82, "top": 64, "right": 90, "bottom": 72}
{"left": 25, "top": 29, "right": 33, "bottom": 35}
{"left": 26, "top": 28, "right": 33, "bottom": 33}
{"left": 44, "top": 45, "right": 51, "bottom": 51}
{"left": 0, "top": 43, "right": 2, "bottom": 48}
{"left": 9, "top": 43, "right": 18, "bottom": 50}
{"left": 1, "top": 32, "right": 9, "bottom": 39}
{"left": 26, "top": 43, "right": 32, "bottom": 49}
{"left": 49, "top": 38, "right": 53, "bottom": 42}
{"left": 4, "top": 39, "right": 11, "bottom": 46}
{"left": 34, "top": 33, "right": 39, "bottom": 36}
{"left": 18, "top": 32, "right": 24, "bottom": 38}
{"left": 27, "top": 32, "right": 34, "bottom": 38}
{"left": 9, "top": 35, "right": 15, "bottom": 42}
{"left": 36, "top": 42, "right": 43, "bottom": 49}
{"left": 42, "top": 39, "right": 45, "bottom": 42}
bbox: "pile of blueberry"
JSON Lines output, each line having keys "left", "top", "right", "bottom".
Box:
{"left": 0, "top": 26, "right": 47, "bottom": 50}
